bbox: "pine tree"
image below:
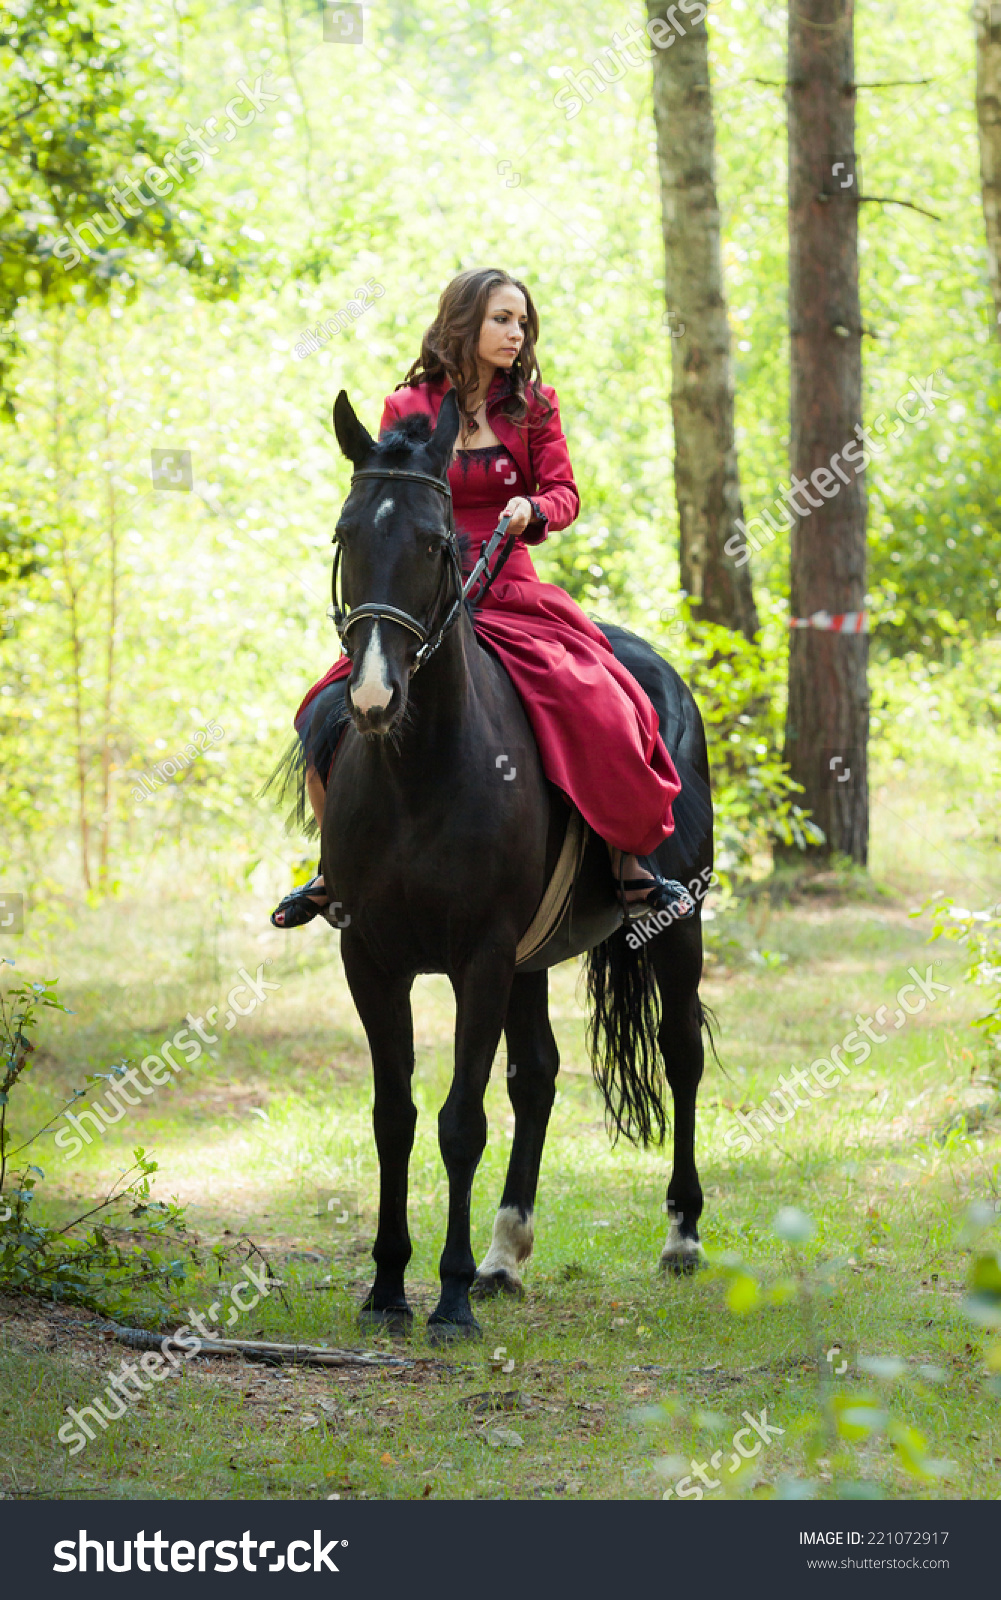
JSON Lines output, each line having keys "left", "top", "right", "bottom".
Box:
{"left": 647, "top": 3, "right": 759, "bottom": 638}
{"left": 783, "top": 0, "right": 869, "bottom": 863}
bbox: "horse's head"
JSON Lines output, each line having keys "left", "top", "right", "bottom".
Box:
{"left": 331, "top": 389, "right": 462, "bottom": 736}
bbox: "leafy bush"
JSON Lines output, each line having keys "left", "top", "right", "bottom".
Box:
{"left": 642, "top": 1210, "right": 959, "bottom": 1499}
{"left": 0, "top": 960, "right": 186, "bottom": 1316}
{"left": 656, "top": 599, "right": 824, "bottom": 875}
{"left": 868, "top": 375, "right": 1001, "bottom": 657}
{"left": 924, "top": 898, "right": 1001, "bottom": 1097}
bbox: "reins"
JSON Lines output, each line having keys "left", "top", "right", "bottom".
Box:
{"left": 330, "top": 466, "right": 514, "bottom": 675}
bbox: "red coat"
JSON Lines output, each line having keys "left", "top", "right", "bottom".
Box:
{"left": 380, "top": 370, "right": 579, "bottom": 543}
{"left": 297, "top": 373, "right": 681, "bottom": 856}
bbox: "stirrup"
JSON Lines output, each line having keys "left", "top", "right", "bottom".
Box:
{"left": 617, "top": 867, "right": 694, "bottom": 925}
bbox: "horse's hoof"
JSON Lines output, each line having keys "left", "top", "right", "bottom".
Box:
{"left": 659, "top": 1217, "right": 707, "bottom": 1278}
{"left": 659, "top": 1240, "right": 707, "bottom": 1277}
{"left": 427, "top": 1314, "right": 482, "bottom": 1344}
{"left": 472, "top": 1269, "right": 524, "bottom": 1301}
{"left": 358, "top": 1301, "right": 413, "bottom": 1333}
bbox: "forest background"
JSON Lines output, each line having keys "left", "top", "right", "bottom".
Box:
{"left": 1, "top": 0, "right": 1001, "bottom": 1506}
{"left": 1, "top": 0, "right": 999, "bottom": 904}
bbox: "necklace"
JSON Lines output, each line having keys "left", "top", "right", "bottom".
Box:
{"left": 458, "top": 394, "right": 489, "bottom": 451}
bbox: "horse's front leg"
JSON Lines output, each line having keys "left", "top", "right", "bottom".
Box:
{"left": 430, "top": 946, "right": 516, "bottom": 1338}
{"left": 340, "top": 937, "right": 417, "bottom": 1328}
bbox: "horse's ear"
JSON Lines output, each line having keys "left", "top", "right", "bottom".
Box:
{"left": 426, "top": 388, "right": 461, "bottom": 480}
{"left": 332, "top": 390, "right": 375, "bottom": 466}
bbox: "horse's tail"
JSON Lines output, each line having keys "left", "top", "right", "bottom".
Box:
{"left": 584, "top": 925, "right": 721, "bottom": 1146}
{"left": 584, "top": 925, "right": 667, "bottom": 1148}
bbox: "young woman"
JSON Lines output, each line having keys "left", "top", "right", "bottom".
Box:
{"left": 272, "top": 267, "right": 691, "bottom": 928}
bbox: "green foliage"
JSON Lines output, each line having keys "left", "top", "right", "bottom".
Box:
{"left": 711, "top": 1, "right": 1001, "bottom": 653}
{"left": 868, "top": 378, "right": 1001, "bottom": 656}
{"left": 0, "top": 960, "right": 187, "bottom": 1314}
{"left": 965, "top": 1248, "right": 1001, "bottom": 1329}
{"left": 924, "top": 897, "right": 1001, "bottom": 1093}
{"left": 871, "top": 637, "right": 1001, "bottom": 770}
{"left": 651, "top": 600, "right": 824, "bottom": 872}
{"left": 0, "top": 963, "right": 75, "bottom": 1191}
{"left": 0, "top": 0, "right": 997, "bottom": 893}
{"left": 0, "top": 0, "right": 240, "bottom": 414}
{"left": 959, "top": 1205, "right": 1001, "bottom": 1397}
{"left": 705, "top": 1210, "right": 961, "bottom": 1496}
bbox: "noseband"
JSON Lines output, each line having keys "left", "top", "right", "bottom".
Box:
{"left": 330, "top": 466, "right": 513, "bottom": 675}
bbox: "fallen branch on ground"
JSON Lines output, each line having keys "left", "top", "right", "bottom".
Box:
{"left": 106, "top": 1324, "right": 410, "bottom": 1367}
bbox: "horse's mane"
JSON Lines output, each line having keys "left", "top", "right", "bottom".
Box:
{"left": 373, "top": 414, "right": 434, "bottom": 457}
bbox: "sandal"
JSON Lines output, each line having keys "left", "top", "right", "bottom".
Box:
{"left": 617, "top": 867, "right": 695, "bottom": 925}
{"left": 271, "top": 873, "right": 330, "bottom": 929}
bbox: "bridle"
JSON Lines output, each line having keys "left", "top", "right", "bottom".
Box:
{"left": 330, "top": 466, "right": 513, "bottom": 675}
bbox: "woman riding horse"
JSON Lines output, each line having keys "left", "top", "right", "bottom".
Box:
{"left": 272, "top": 266, "right": 693, "bottom": 929}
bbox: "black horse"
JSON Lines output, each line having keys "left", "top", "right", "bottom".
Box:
{"left": 303, "top": 389, "right": 714, "bottom": 1338}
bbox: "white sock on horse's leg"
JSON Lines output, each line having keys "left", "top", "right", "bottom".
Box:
{"left": 477, "top": 1205, "right": 534, "bottom": 1289}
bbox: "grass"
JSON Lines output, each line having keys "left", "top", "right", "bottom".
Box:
{"left": 1, "top": 765, "right": 1000, "bottom": 1501}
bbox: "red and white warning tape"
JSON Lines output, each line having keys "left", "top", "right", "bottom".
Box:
{"left": 789, "top": 610, "right": 869, "bottom": 633}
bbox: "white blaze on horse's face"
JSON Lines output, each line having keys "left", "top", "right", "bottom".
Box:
{"left": 373, "top": 495, "right": 395, "bottom": 525}
{"left": 351, "top": 621, "right": 394, "bottom": 715}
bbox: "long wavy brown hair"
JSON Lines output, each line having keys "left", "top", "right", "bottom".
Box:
{"left": 399, "top": 268, "right": 552, "bottom": 437}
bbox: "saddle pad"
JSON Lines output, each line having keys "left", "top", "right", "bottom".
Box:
{"left": 514, "top": 807, "right": 588, "bottom": 967}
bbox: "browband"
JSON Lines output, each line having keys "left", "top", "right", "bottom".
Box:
{"left": 331, "top": 465, "right": 511, "bottom": 674}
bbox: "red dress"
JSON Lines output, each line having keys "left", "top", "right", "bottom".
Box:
{"left": 297, "top": 373, "right": 681, "bottom": 857}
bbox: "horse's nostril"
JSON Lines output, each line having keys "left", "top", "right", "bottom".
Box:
{"left": 349, "top": 685, "right": 399, "bottom": 735}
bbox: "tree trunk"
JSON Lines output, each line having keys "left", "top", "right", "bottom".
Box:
{"left": 647, "top": 3, "right": 759, "bottom": 640}
{"left": 976, "top": 1, "right": 1001, "bottom": 338}
{"left": 783, "top": 0, "right": 869, "bottom": 864}
{"left": 98, "top": 360, "right": 119, "bottom": 891}
{"left": 52, "top": 324, "right": 92, "bottom": 890}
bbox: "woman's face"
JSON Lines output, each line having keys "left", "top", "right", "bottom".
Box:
{"left": 476, "top": 285, "right": 528, "bottom": 373}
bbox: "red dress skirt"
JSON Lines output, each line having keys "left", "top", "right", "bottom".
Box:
{"left": 296, "top": 442, "right": 681, "bottom": 857}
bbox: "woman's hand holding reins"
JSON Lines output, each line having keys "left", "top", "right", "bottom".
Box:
{"left": 500, "top": 495, "right": 534, "bottom": 536}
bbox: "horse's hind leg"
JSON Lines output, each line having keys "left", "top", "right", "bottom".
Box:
{"left": 647, "top": 917, "right": 707, "bottom": 1275}
{"left": 474, "top": 969, "right": 559, "bottom": 1299}
{"left": 340, "top": 939, "right": 417, "bottom": 1328}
